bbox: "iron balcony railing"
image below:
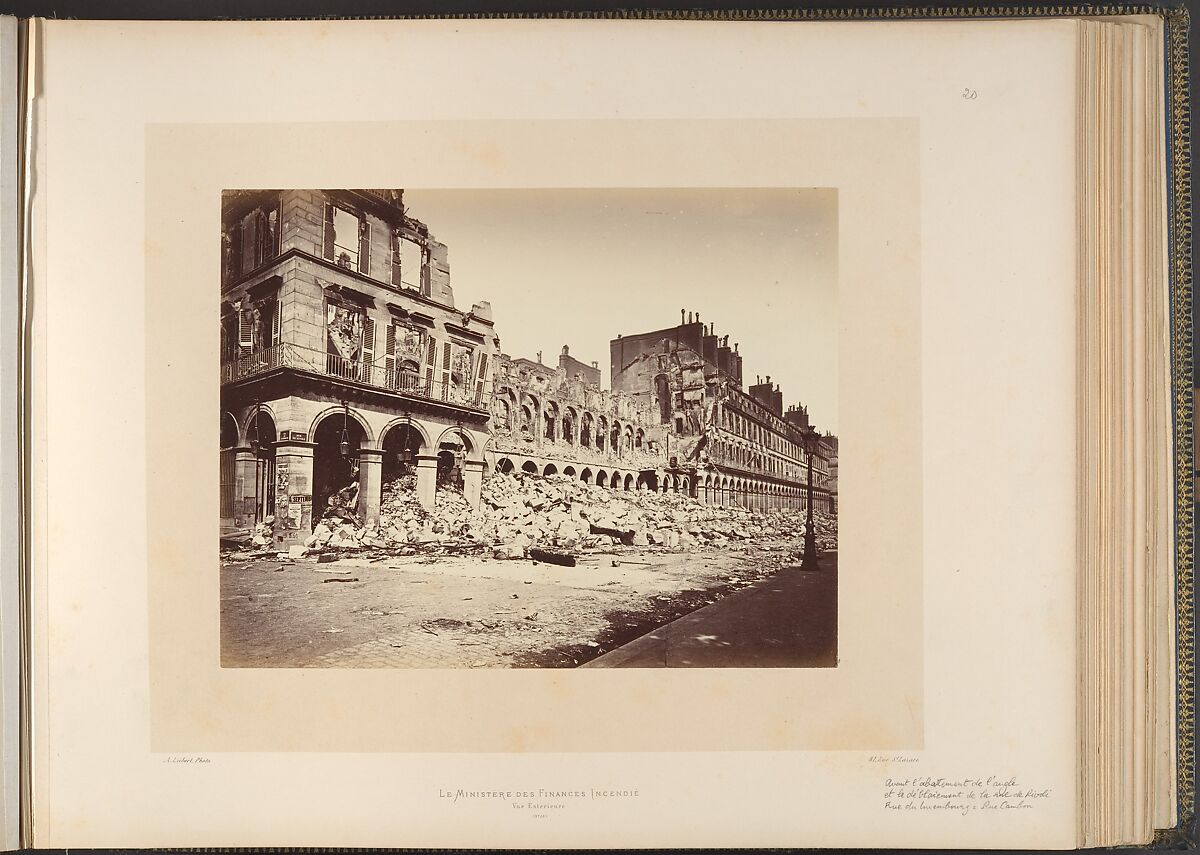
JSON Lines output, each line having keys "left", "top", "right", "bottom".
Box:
{"left": 221, "top": 341, "right": 489, "bottom": 409}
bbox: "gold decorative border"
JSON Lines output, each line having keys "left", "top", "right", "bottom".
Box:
{"left": 1162, "top": 3, "right": 1195, "bottom": 846}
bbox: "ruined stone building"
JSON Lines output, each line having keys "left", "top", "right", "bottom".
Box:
{"left": 610, "top": 311, "right": 836, "bottom": 512}
{"left": 219, "top": 190, "right": 499, "bottom": 543}
{"left": 487, "top": 346, "right": 674, "bottom": 492}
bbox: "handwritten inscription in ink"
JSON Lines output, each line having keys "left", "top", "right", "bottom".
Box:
{"left": 883, "top": 776, "right": 1051, "bottom": 816}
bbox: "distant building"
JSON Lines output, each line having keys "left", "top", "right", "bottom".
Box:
{"left": 219, "top": 190, "right": 500, "bottom": 542}
{"left": 610, "top": 309, "right": 835, "bottom": 511}
{"left": 558, "top": 344, "right": 601, "bottom": 388}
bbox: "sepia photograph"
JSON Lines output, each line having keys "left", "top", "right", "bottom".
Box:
{"left": 218, "top": 188, "right": 839, "bottom": 669}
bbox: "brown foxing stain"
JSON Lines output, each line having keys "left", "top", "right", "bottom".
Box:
{"left": 453, "top": 140, "right": 506, "bottom": 171}
{"left": 708, "top": 677, "right": 733, "bottom": 701}
{"left": 501, "top": 720, "right": 554, "bottom": 753}
{"left": 815, "top": 713, "right": 899, "bottom": 751}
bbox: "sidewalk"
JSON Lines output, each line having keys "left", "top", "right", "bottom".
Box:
{"left": 582, "top": 554, "right": 837, "bottom": 668}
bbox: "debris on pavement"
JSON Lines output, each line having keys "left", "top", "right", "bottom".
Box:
{"left": 221, "top": 471, "right": 838, "bottom": 566}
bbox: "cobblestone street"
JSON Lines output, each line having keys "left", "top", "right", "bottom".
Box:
{"left": 221, "top": 537, "right": 832, "bottom": 668}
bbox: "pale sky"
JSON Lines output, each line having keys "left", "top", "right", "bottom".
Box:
{"left": 403, "top": 189, "right": 839, "bottom": 433}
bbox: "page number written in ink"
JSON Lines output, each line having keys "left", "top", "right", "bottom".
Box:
{"left": 961, "top": 87, "right": 978, "bottom": 100}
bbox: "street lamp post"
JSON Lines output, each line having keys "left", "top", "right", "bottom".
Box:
{"left": 801, "top": 425, "right": 821, "bottom": 572}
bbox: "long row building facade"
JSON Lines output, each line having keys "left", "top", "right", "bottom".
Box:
{"left": 610, "top": 310, "right": 836, "bottom": 513}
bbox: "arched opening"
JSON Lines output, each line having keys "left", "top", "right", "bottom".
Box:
{"left": 624, "top": 425, "right": 634, "bottom": 454}
{"left": 219, "top": 412, "right": 240, "bottom": 526}
{"left": 543, "top": 463, "right": 558, "bottom": 476}
{"left": 521, "top": 460, "right": 538, "bottom": 474}
{"left": 493, "top": 395, "right": 513, "bottom": 431}
{"left": 497, "top": 457, "right": 515, "bottom": 474}
{"left": 543, "top": 401, "right": 558, "bottom": 442}
{"left": 437, "top": 429, "right": 472, "bottom": 491}
{"left": 596, "top": 470, "right": 608, "bottom": 488}
{"left": 596, "top": 416, "right": 608, "bottom": 452}
{"left": 244, "top": 409, "right": 277, "bottom": 524}
{"left": 312, "top": 410, "right": 366, "bottom": 525}
{"left": 580, "top": 467, "right": 593, "bottom": 485}
{"left": 623, "top": 473, "right": 634, "bottom": 491}
{"left": 635, "top": 428, "right": 644, "bottom": 450}
{"left": 638, "top": 471, "right": 658, "bottom": 492}
{"left": 562, "top": 409, "right": 576, "bottom": 445}
{"left": 381, "top": 422, "right": 425, "bottom": 485}
{"left": 580, "top": 413, "right": 593, "bottom": 448}
{"left": 220, "top": 412, "right": 239, "bottom": 449}
{"left": 610, "top": 422, "right": 621, "bottom": 455}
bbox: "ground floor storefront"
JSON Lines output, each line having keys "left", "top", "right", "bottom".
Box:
{"left": 220, "top": 382, "right": 490, "bottom": 544}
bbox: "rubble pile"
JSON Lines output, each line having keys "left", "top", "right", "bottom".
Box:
{"left": 302, "top": 476, "right": 481, "bottom": 553}
{"left": 474, "top": 472, "right": 838, "bottom": 558}
{"left": 223, "top": 471, "right": 838, "bottom": 561}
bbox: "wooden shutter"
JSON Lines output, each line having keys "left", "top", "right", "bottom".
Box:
{"left": 362, "top": 316, "right": 376, "bottom": 382}
{"left": 253, "top": 211, "right": 268, "bottom": 265}
{"left": 221, "top": 232, "right": 233, "bottom": 283}
{"left": 265, "top": 205, "right": 280, "bottom": 260}
{"left": 322, "top": 202, "right": 336, "bottom": 260}
{"left": 424, "top": 335, "right": 437, "bottom": 396}
{"left": 238, "top": 307, "right": 254, "bottom": 357}
{"left": 358, "top": 218, "right": 371, "bottom": 275}
{"left": 390, "top": 230, "right": 402, "bottom": 286}
{"left": 475, "top": 353, "right": 489, "bottom": 405}
{"left": 270, "top": 298, "right": 281, "bottom": 347}
{"left": 440, "top": 342, "right": 452, "bottom": 400}
{"left": 384, "top": 324, "right": 397, "bottom": 387}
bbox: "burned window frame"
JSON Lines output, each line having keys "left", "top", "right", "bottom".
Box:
{"left": 222, "top": 199, "right": 281, "bottom": 285}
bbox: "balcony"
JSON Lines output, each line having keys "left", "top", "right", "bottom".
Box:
{"left": 221, "top": 342, "right": 488, "bottom": 410}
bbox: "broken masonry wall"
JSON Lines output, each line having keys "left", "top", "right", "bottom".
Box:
{"left": 490, "top": 353, "right": 667, "bottom": 471}
{"left": 427, "top": 237, "right": 453, "bottom": 306}
{"left": 279, "top": 189, "right": 324, "bottom": 258}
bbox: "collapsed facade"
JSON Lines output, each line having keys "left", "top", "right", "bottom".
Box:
{"left": 486, "top": 346, "right": 671, "bottom": 492}
{"left": 610, "top": 311, "right": 836, "bottom": 512}
{"left": 220, "top": 190, "right": 499, "bottom": 544}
